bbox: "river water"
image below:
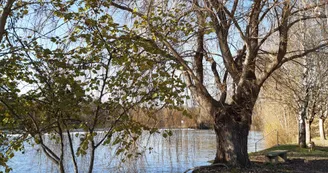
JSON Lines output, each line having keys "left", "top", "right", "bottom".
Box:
{"left": 6, "top": 129, "right": 264, "bottom": 173}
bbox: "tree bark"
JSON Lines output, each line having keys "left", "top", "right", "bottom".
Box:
{"left": 305, "top": 120, "right": 312, "bottom": 145}
{"left": 319, "top": 118, "right": 326, "bottom": 140}
{"left": 298, "top": 87, "right": 309, "bottom": 148}
{"left": 212, "top": 103, "right": 253, "bottom": 167}
{"left": 88, "top": 141, "right": 95, "bottom": 173}
{"left": 298, "top": 116, "right": 306, "bottom": 148}
{"left": 0, "top": 0, "right": 15, "bottom": 42}
{"left": 58, "top": 122, "right": 66, "bottom": 173}
{"left": 59, "top": 160, "right": 65, "bottom": 173}
{"left": 213, "top": 118, "right": 250, "bottom": 166}
{"left": 67, "top": 130, "right": 79, "bottom": 173}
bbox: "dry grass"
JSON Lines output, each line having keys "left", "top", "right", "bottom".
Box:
{"left": 132, "top": 107, "right": 264, "bottom": 130}
{"left": 83, "top": 102, "right": 271, "bottom": 132}
{"left": 254, "top": 69, "right": 328, "bottom": 148}
{"left": 254, "top": 99, "right": 298, "bottom": 148}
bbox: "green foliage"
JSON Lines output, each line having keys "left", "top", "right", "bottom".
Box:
{"left": 162, "top": 130, "right": 173, "bottom": 138}
{"left": 0, "top": 0, "right": 188, "bottom": 172}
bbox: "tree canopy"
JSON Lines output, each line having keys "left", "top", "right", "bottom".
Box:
{"left": 0, "top": 0, "right": 186, "bottom": 172}
{"left": 1, "top": 0, "right": 328, "bottom": 171}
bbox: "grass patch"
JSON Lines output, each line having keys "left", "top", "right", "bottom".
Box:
{"left": 203, "top": 145, "right": 328, "bottom": 173}
{"left": 249, "top": 144, "right": 328, "bottom": 158}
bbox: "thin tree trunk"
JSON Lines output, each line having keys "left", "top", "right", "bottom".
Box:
{"left": 298, "top": 116, "right": 306, "bottom": 148}
{"left": 305, "top": 120, "right": 311, "bottom": 145}
{"left": 67, "top": 130, "right": 79, "bottom": 173}
{"left": 58, "top": 122, "right": 65, "bottom": 173}
{"left": 59, "top": 159, "right": 65, "bottom": 173}
{"left": 0, "top": 0, "right": 15, "bottom": 42}
{"left": 88, "top": 141, "right": 96, "bottom": 173}
{"left": 319, "top": 118, "right": 326, "bottom": 140}
{"left": 299, "top": 88, "right": 309, "bottom": 148}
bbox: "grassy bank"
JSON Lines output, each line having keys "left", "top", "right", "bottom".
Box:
{"left": 250, "top": 144, "right": 328, "bottom": 158}
{"left": 193, "top": 144, "right": 328, "bottom": 173}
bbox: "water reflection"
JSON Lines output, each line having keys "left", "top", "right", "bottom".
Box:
{"left": 7, "top": 130, "right": 264, "bottom": 173}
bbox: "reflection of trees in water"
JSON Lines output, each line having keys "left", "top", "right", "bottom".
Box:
{"left": 132, "top": 130, "right": 218, "bottom": 172}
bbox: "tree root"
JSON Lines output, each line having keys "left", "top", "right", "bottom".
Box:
{"left": 183, "top": 163, "right": 229, "bottom": 173}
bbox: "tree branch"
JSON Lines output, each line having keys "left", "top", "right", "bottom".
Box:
{"left": 0, "top": 0, "right": 15, "bottom": 42}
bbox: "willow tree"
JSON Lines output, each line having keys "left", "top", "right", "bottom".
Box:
{"left": 108, "top": 0, "right": 328, "bottom": 166}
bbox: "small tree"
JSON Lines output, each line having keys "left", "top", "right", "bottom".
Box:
{"left": 0, "top": 1, "right": 186, "bottom": 172}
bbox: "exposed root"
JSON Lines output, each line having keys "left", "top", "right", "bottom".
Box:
{"left": 183, "top": 163, "right": 229, "bottom": 173}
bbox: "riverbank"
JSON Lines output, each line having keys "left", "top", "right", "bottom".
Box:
{"left": 192, "top": 144, "right": 328, "bottom": 173}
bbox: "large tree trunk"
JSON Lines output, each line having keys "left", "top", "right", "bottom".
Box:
{"left": 319, "top": 118, "right": 326, "bottom": 140}
{"left": 213, "top": 116, "right": 250, "bottom": 166}
{"left": 191, "top": 93, "right": 253, "bottom": 167}
{"left": 212, "top": 102, "right": 253, "bottom": 167}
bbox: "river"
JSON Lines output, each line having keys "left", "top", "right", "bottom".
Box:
{"left": 5, "top": 129, "right": 264, "bottom": 173}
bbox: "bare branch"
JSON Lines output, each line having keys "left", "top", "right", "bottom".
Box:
{"left": 0, "top": 0, "right": 15, "bottom": 42}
